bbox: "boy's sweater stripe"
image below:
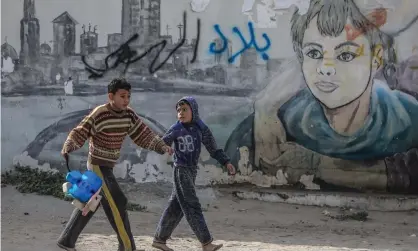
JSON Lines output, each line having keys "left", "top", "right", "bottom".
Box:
{"left": 62, "top": 104, "right": 166, "bottom": 167}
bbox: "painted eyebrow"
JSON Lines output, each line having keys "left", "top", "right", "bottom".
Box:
{"left": 334, "top": 41, "right": 360, "bottom": 50}
{"left": 302, "top": 42, "right": 322, "bottom": 49}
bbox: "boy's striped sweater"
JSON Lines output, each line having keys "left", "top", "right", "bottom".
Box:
{"left": 62, "top": 103, "right": 166, "bottom": 167}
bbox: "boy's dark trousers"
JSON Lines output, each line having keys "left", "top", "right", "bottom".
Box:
{"left": 57, "top": 164, "right": 136, "bottom": 251}
{"left": 154, "top": 165, "right": 213, "bottom": 245}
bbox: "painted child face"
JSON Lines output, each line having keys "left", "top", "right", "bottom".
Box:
{"left": 301, "top": 16, "right": 376, "bottom": 109}
{"left": 109, "top": 89, "right": 130, "bottom": 110}
{"left": 177, "top": 103, "right": 192, "bottom": 123}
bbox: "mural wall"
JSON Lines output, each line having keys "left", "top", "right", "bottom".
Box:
{"left": 2, "top": 0, "right": 418, "bottom": 194}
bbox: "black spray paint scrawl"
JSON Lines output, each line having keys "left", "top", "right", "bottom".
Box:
{"left": 82, "top": 11, "right": 201, "bottom": 79}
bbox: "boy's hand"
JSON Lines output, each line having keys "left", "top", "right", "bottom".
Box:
{"left": 226, "top": 163, "right": 236, "bottom": 175}
{"left": 163, "top": 145, "right": 174, "bottom": 155}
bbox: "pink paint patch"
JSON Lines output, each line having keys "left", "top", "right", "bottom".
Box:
{"left": 344, "top": 8, "right": 387, "bottom": 41}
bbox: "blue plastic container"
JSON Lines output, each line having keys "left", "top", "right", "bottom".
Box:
{"left": 65, "top": 170, "right": 102, "bottom": 203}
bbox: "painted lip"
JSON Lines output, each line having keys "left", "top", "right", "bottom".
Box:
{"left": 314, "top": 81, "right": 339, "bottom": 93}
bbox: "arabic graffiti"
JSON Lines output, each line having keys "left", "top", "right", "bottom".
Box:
{"left": 81, "top": 11, "right": 201, "bottom": 79}
{"left": 209, "top": 21, "right": 271, "bottom": 63}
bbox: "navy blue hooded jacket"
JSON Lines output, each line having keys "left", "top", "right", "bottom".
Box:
{"left": 162, "top": 96, "right": 230, "bottom": 167}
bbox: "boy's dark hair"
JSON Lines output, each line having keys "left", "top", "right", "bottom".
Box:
{"left": 176, "top": 100, "right": 189, "bottom": 109}
{"left": 108, "top": 78, "right": 131, "bottom": 94}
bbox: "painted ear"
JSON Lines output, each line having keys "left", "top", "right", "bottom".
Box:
{"left": 372, "top": 44, "right": 384, "bottom": 70}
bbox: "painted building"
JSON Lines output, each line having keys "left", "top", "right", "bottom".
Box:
{"left": 80, "top": 24, "right": 99, "bottom": 55}
{"left": 19, "top": 0, "right": 40, "bottom": 66}
{"left": 52, "top": 11, "right": 78, "bottom": 57}
{"left": 40, "top": 42, "right": 52, "bottom": 55}
{"left": 107, "top": 33, "right": 123, "bottom": 53}
{"left": 121, "top": 0, "right": 161, "bottom": 45}
{"left": 1, "top": 39, "right": 19, "bottom": 73}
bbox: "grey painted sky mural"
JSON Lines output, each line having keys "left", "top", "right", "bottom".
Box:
{"left": 0, "top": 0, "right": 296, "bottom": 62}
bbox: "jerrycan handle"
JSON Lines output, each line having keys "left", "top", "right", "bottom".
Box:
{"left": 64, "top": 154, "right": 71, "bottom": 172}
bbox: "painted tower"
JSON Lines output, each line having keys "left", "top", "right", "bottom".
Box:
{"left": 121, "top": 0, "right": 161, "bottom": 45}
{"left": 52, "top": 11, "right": 78, "bottom": 57}
{"left": 80, "top": 23, "right": 99, "bottom": 55}
{"left": 19, "top": 0, "right": 40, "bottom": 66}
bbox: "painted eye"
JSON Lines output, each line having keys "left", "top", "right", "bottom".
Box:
{"left": 337, "top": 52, "right": 356, "bottom": 62}
{"left": 306, "top": 49, "right": 323, "bottom": 59}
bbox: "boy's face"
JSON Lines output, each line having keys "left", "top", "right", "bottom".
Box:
{"left": 108, "top": 89, "right": 130, "bottom": 110}
{"left": 177, "top": 103, "right": 192, "bottom": 123}
{"left": 301, "top": 16, "right": 381, "bottom": 109}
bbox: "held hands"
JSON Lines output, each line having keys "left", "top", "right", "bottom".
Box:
{"left": 162, "top": 145, "right": 174, "bottom": 155}
{"left": 226, "top": 163, "right": 236, "bottom": 175}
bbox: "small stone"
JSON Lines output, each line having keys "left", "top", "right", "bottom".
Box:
{"left": 410, "top": 234, "right": 416, "bottom": 237}
{"left": 24, "top": 212, "right": 29, "bottom": 215}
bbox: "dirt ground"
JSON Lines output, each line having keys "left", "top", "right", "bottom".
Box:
{"left": 1, "top": 184, "right": 418, "bottom": 251}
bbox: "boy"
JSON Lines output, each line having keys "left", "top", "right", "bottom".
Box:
{"left": 57, "top": 78, "right": 173, "bottom": 251}
{"left": 152, "top": 96, "right": 236, "bottom": 251}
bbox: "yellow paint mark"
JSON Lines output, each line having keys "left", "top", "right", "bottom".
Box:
{"left": 323, "top": 56, "right": 335, "bottom": 67}
{"left": 413, "top": 45, "right": 418, "bottom": 53}
{"left": 355, "top": 44, "right": 365, "bottom": 56}
{"left": 373, "top": 44, "right": 383, "bottom": 67}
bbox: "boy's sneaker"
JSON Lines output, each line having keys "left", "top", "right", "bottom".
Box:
{"left": 57, "top": 242, "right": 76, "bottom": 251}
{"left": 152, "top": 241, "right": 174, "bottom": 251}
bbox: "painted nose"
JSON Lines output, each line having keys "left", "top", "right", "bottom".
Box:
{"left": 317, "top": 65, "right": 336, "bottom": 76}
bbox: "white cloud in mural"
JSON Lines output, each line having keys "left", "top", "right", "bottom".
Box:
{"left": 242, "top": 0, "right": 255, "bottom": 13}
{"left": 257, "top": 0, "right": 278, "bottom": 28}
{"left": 242, "top": 0, "right": 278, "bottom": 28}
{"left": 274, "top": 0, "right": 309, "bottom": 15}
{"left": 241, "top": 0, "right": 311, "bottom": 27}
{"left": 356, "top": 0, "right": 401, "bottom": 11}
{"left": 190, "top": 0, "right": 211, "bottom": 12}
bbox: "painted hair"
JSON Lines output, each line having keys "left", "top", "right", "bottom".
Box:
{"left": 291, "top": 0, "right": 388, "bottom": 59}
{"left": 290, "top": 0, "right": 397, "bottom": 87}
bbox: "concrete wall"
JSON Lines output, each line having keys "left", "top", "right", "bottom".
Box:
{"left": 2, "top": 0, "right": 418, "bottom": 194}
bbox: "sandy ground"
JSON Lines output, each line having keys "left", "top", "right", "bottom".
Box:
{"left": 1, "top": 184, "right": 418, "bottom": 251}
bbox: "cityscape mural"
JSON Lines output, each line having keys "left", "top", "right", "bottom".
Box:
{"left": 2, "top": 0, "right": 418, "bottom": 194}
